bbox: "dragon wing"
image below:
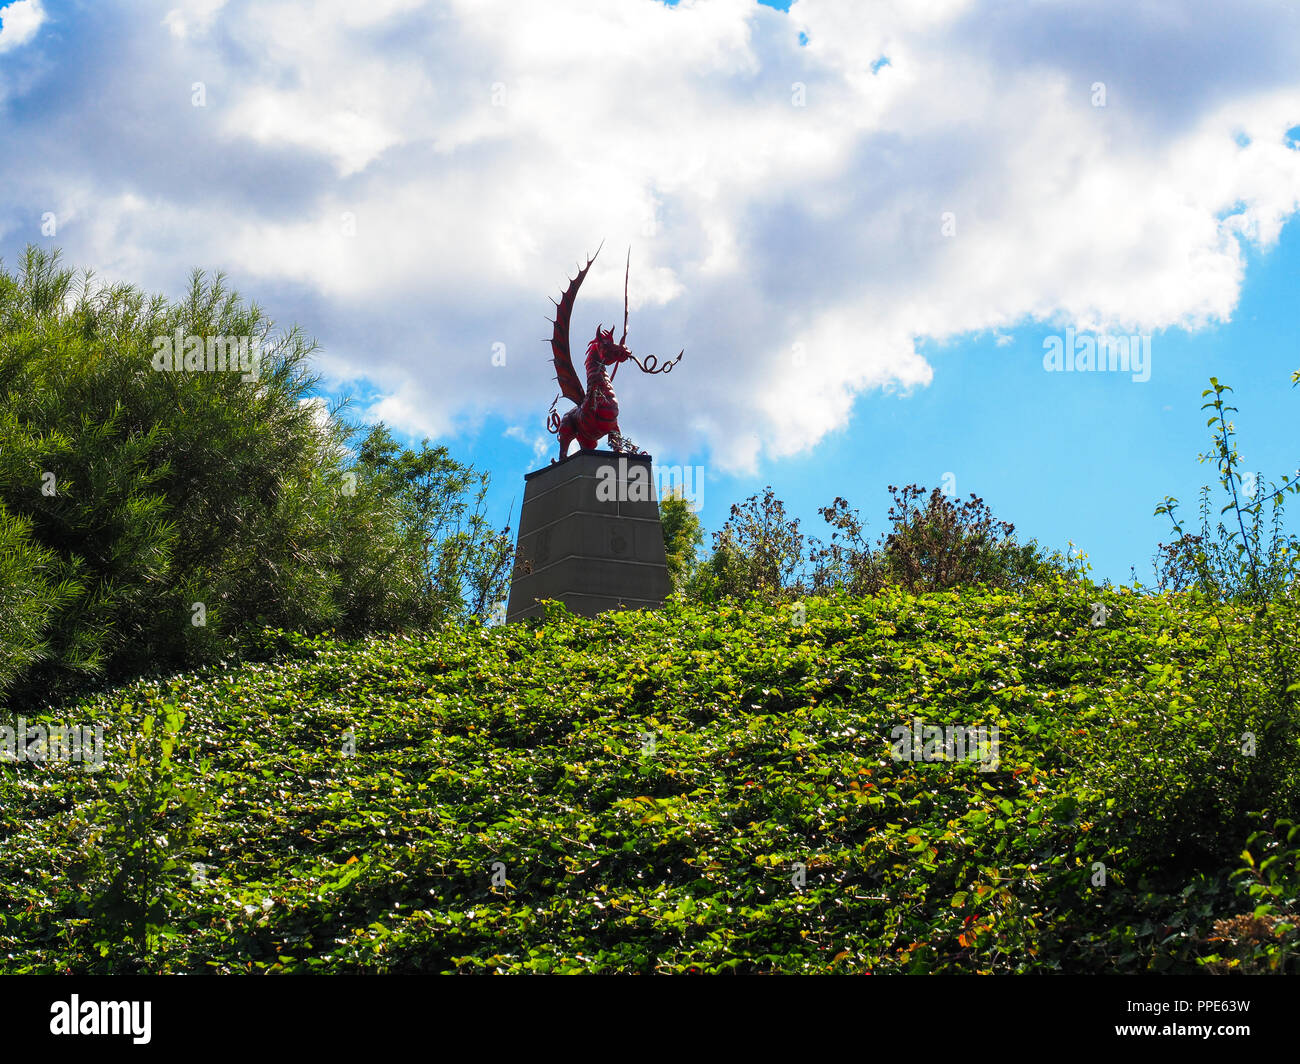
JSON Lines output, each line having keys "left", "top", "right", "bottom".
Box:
{"left": 549, "top": 243, "right": 602, "bottom": 406}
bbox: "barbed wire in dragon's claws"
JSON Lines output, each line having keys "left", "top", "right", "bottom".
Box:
{"left": 607, "top": 431, "right": 645, "bottom": 455}
{"left": 627, "top": 350, "right": 683, "bottom": 376}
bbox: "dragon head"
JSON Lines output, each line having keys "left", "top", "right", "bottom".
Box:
{"left": 558, "top": 246, "right": 684, "bottom": 387}
{"left": 590, "top": 325, "right": 633, "bottom": 368}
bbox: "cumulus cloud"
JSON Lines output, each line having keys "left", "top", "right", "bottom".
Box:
{"left": 3, "top": 0, "right": 1299, "bottom": 471}
{"left": 0, "top": 0, "right": 45, "bottom": 53}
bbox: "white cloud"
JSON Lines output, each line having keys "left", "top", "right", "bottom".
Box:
{"left": 505, "top": 423, "right": 550, "bottom": 466}
{"left": 298, "top": 395, "right": 333, "bottom": 434}
{"left": 362, "top": 385, "right": 448, "bottom": 442}
{"left": 7, "top": 0, "right": 1300, "bottom": 473}
{"left": 162, "top": 0, "right": 227, "bottom": 40}
{"left": 0, "top": 0, "right": 45, "bottom": 52}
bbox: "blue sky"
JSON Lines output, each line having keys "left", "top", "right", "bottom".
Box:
{"left": 2, "top": 0, "right": 1299, "bottom": 584}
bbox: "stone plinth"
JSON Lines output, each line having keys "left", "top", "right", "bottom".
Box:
{"left": 506, "top": 450, "right": 671, "bottom": 622}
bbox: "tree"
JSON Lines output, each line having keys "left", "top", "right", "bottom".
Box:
{"left": 689, "top": 487, "right": 806, "bottom": 602}
{"left": 351, "top": 425, "right": 513, "bottom": 624}
{"left": 808, "top": 486, "right": 1066, "bottom": 596}
{"left": 0, "top": 246, "right": 510, "bottom": 702}
{"left": 0, "top": 502, "right": 86, "bottom": 693}
{"left": 874, "top": 485, "right": 1060, "bottom": 593}
{"left": 809, "top": 495, "right": 885, "bottom": 595}
{"left": 678, "top": 482, "right": 1066, "bottom": 605}
{"left": 659, "top": 489, "right": 704, "bottom": 593}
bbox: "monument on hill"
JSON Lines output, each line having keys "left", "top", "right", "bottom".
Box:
{"left": 505, "top": 451, "right": 671, "bottom": 621}
{"left": 506, "top": 245, "right": 684, "bottom": 622}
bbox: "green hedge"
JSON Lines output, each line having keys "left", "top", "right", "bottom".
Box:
{"left": 2, "top": 584, "right": 1295, "bottom": 973}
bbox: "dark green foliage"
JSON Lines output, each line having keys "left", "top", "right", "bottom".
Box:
{"left": 690, "top": 482, "right": 1070, "bottom": 605}
{"left": 0, "top": 247, "right": 509, "bottom": 703}
{"left": 1204, "top": 818, "right": 1300, "bottom": 972}
{"left": 0, "top": 502, "right": 87, "bottom": 691}
{"left": 658, "top": 489, "right": 704, "bottom": 592}
{"left": 350, "top": 425, "right": 513, "bottom": 626}
{"left": 68, "top": 706, "right": 212, "bottom": 968}
{"left": 869, "top": 485, "right": 1069, "bottom": 594}
{"left": 689, "top": 486, "right": 806, "bottom": 602}
{"left": 2, "top": 584, "right": 1294, "bottom": 973}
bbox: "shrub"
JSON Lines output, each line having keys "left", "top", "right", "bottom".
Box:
{"left": 1201, "top": 818, "right": 1300, "bottom": 973}
{"left": 1, "top": 589, "right": 1291, "bottom": 974}
{"left": 0, "top": 247, "right": 510, "bottom": 703}
{"left": 68, "top": 705, "right": 211, "bottom": 969}
{"left": 872, "top": 485, "right": 1067, "bottom": 593}
{"left": 1154, "top": 376, "right": 1300, "bottom": 816}
{"left": 688, "top": 483, "right": 1069, "bottom": 603}
{"left": 688, "top": 486, "right": 805, "bottom": 602}
{"left": 0, "top": 502, "right": 87, "bottom": 691}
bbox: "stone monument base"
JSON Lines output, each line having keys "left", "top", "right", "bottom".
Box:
{"left": 505, "top": 450, "right": 671, "bottom": 622}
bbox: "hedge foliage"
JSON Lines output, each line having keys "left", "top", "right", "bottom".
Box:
{"left": 2, "top": 584, "right": 1296, "bottom": 973}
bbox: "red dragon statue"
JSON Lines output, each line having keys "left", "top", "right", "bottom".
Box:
{"left": 546, "top": 243, "right": 683, "bottom": 462}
